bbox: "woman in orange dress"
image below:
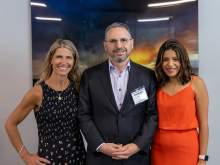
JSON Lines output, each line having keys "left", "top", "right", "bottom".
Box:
{"left": 151, "top": 39, "right": 209, "bottom": 165}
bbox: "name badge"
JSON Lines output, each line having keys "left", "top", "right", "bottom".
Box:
{"left": 131, "top": 86, "right": 148, "bottom": 105}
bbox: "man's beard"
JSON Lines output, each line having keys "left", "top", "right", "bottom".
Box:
{"left": 112, "top": 48, "right": 129, "bottom": 63}
{"left": 115, "top": 55, "right": 128, "bottom": 63}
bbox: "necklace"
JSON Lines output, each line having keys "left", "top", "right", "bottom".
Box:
{"left": 58, "top": 92, "right": 62, "bottom": 101}
{"left": 56, "top": 80, "right": 69, "bottom": 101}
{"left": 45, "top": 78, "right": 69, "bottom": 101}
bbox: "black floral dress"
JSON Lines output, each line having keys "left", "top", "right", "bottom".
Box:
{"left": 34, "top": 81, "right": 86, "bottom": 165}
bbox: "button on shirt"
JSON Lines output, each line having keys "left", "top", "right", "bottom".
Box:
{"left": 109, "top": 61, "right": 130, "bottom": 110}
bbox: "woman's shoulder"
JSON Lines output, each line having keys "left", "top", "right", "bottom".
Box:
{"left": 191, "top": 75, "right": 205, "bottom": 85}
{"left": 18, "top": 84, "right": 43, "bottom": 108}
{"left": 27, "top": 84, "right": 43, "bottom": 102}
{"left": 191, "top": 75, "right": 207, "bottom": 93}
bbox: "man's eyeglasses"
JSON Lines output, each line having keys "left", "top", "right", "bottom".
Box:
{"left": 105, "top": 38, "right": 132, "bottom": 45}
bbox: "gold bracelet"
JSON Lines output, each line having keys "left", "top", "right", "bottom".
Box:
{"left": 18, "top": 145, "right": 24, "bottom": 154}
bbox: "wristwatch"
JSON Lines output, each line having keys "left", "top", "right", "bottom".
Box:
{"left": 199, "top": 154, "right": 209, "bottom": 161}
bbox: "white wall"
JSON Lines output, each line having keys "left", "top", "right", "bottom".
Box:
{"left": 0, "top": 0, "right": 219, "bottom": 164}
{"left": 0, "top": 0, "right": 38, "bottom": 164}
{"left": 199, "top": 0, "right": 220, "bottom": 164}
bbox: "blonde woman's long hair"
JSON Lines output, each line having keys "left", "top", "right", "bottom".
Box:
{"left": 37, "top": 39, "right": 81, "bottom": 90}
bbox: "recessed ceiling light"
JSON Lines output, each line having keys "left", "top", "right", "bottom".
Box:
{"left": 148, "top": 0, "right": 197, "bottom": 8}
{"left": 137, "top": 17, "right": 171, "bottom": 22}
{"left": 30, "top": 2, "right": 47, "bottom": 7}
{"left": 35, "top": 17, "right": 62, "bottom": 21}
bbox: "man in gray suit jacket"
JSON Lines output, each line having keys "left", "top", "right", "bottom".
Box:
{"left": 78, "top": 22, "right": 158, "bottom": 165}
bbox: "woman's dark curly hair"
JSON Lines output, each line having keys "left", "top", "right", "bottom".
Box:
{"left": 155, "top": 39, "right": 193, "bottom": 86}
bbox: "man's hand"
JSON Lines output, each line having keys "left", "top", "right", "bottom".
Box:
{"left": 99, "top": 143, "right": 123, "bottom": 157}
{"left": 112, "top": 143, "right": 140, "bottom": 160}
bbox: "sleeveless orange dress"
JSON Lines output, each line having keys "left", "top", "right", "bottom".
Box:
{"left": 151, "top": 84, "right": 199, "bottom": 165}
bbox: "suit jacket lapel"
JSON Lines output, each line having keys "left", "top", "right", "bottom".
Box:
{"left": 120, "top": 61, "right": 137, "bottom": 113}
{"left": 100, "top": 61, "right": 118, "bottom": 113}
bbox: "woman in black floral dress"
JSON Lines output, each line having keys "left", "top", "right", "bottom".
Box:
{"left": 5, "top": 39, "right": 86, "bottom": 165}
